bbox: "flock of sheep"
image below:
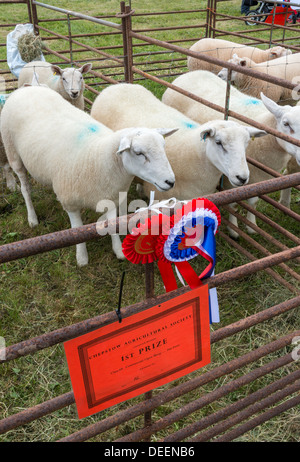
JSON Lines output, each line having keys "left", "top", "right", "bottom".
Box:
{"left": 0, "top": 37, "right": 300, "bottom": 267}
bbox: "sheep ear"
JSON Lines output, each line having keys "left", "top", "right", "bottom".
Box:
{"left": 117, "top": 137, "right": 131, "bottom": 154}
{"left": 270, "top": 49, "right": 280, "bottom": 58}
{"left": 79, "top": 63, "right": 93, "bottom": 74}
{"left": 260, "top": 92, "right": 284, "bottom": 119}
{"left": 51, "top": 64, "right": 63, "bottom": 76}
{"left": 200, "top": 127, "right": 216, "bottom": 140}
{"left": 240, "top": 58, "right": 247, "bottom": 67}
{"left": 156, "top": 128, "right": 179, "bottom": 138}
{"left": 246, "top": 127, "right": 267, "bottom": 138}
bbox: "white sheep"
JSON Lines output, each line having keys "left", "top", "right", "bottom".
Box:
{"left": 90, "top": 83, "right": 266, "bottom": 202}
{"left": 218, "top": 52, "right": 300, "bottom": 102}
{"left": 18, "top": 61, "right": 92, "bottom": 110}
{"left": 187, "top": 38, "right": 291, "bottom": 74}
{"left": 162, "top": 70, "right": 300, "bottom": 236}
{"left": 0, "top": 85, "right": 177, "bottom": 266}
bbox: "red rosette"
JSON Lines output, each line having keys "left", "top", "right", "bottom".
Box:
{"left": 122, "top": 214, "right": 163, "bottom": 264}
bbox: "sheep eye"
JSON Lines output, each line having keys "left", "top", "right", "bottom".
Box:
{"left": 283, "top": 121, "right": 289, "bottom": 127}
{"left": 215, "top": 140, "right": 222, "bottom": 146}
{"left": 136, "top": 151, "right": 145, "bottom": 157}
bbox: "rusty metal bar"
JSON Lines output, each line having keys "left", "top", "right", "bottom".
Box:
{"left": 212, "top": 295, "right": 300, "bottom": 343}
{"left": 237, "top": 202, "right": 300, "bottom": 246}
{"left": 246, "top": 156, "right": 300, "bottom": 193}
{"left": 37, "top": 26, "right": 124, "bottom": 64}
{"left": 221, "top": 214, "right": 300, "bottom": 283}
{"left": 2, "top": 242, "right": 298, "bottom": 363}
{"left": 120, "top": 2, "right": 134, "bottom": 83}
{"left": 211, "top": 384, "right": 300, "bottom": 442}
{"left": 219, "top": 228, "right": 299, "bottom": 293}
{"left": 260, "top": 194, "right": 300, "bottom": 222}
{"left": 0, "top": 174, "right": 299, "bottom": 266}
{"left": 32, "top": 1, "right": 122, "bottom": 30}
{"left": 178, "top": 372, "right": 300, "bottom": 442}
{"left": 129, "top": 30, "right": 297, "bottom": 92}
{"left": 55, "top": 331, "right": 299, "bottom": 442}
{"left": 117, "top": 354, "right": 298, "bottom": 442}
{"left": 0, "top": 392, "right": 74, "bottom": 435}
{"left": 42, "top": 44, "right": 120, "bottom": 85}
{"left": 218, "top": 230, "right": 297, "bottom": 294}
{"left": 130, "top": 65, "right": 300, "bottom": 148}
{"left": 222, "top": 204, "right": 300, "bottom": 266}
{"left": 1, "top": 295, "right": 297, "bottom": 436}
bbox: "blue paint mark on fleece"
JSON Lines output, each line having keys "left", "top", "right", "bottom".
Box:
{"left": 182, "top": 120, "right": 199, "bottom": 129}
{"left": 243, "top": 97, "right": 262, "bottom": 106}
{"left": 0, "top": 94, "right": 8, "bottom": 108}
{"left": 52, "top": 75, "right": 60, "bottom": 84}
{"left": 78, "top": 123, "right": 101, "bottom": 142}
{"left": 87, "top": 124, "right": 99, "bottom": 133}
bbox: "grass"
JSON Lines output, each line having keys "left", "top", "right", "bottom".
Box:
{"left": 0, "top": 0, "right": 299, "bottom": 443}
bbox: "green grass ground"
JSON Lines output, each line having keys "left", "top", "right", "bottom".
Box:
{"left": 0, "top": 0, "right": 299, "bottom": 442}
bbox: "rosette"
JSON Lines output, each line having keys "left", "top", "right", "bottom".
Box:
{"left": 122, "top": 197, "right": 221, "bottom": 321}
{"left": 122, "top": 215, "right": 162, "bottom": 265}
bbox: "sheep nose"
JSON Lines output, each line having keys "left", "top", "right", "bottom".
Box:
{"left": 236, "top": 175, "right": 248, "bottom": 185}
{"left": 71, "top": 91, "right": 79, "bottom": 98}
{"left": 165, "top": 179, "right": 175, "bottom": 189}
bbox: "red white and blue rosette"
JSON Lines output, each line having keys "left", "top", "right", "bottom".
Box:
{"left": 122, "top": 197, "right": 221, "bottom": 323}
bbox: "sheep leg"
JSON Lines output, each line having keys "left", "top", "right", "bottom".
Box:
{"left": 11, "top": 162, "right": 38, "bottom": 227}
{"left": 66, "top": 210, "right": 88, "bottom": 267}
{"left": 98, "top": 206, "right": 125, "bottom": 260}
{"left": 279, "top": 188, "right": 291, "bottom": 209}
{"left": 108, "top": 207, "right": 125, "bottom": 260}
{"left": 3, "top": 163, "right": 17, "bottom": 191}
{"left": 228, "top": 202, "right": 240, "bottom": 239}
{"left": 246, "top": 196, "right": 259, "bottom": 234}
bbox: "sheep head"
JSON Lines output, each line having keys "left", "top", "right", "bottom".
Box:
{"left": 51, "top": 63, "right": 92, "bottom": 100}
{"left": 200, "top": 120, "right": 266, "bottom": 187}
{"left": 218, "top": 54, "right": 253, "bottom": 81}
{"left": 261, "top": 92, "right": 300, "bottom": 165}
{"left": 117, "top": 127, "right": 177, "bottom": 192}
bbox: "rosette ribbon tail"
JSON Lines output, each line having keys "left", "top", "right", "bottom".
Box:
{"left": 174, "top": 261, "right": 203, "bottom": 289}
{"left": 157, "top": 260, "right": 178, "bottom": 293}
{"left": 195, "top": 223, "right": 220, "bottom": 323}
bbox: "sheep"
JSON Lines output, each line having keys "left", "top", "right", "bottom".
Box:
{"left": 90, "top": 83, "right": 266, "bottom": 202}
{"left": 0, "top": 85, "right": 177, "bottom": 266}
{"left": 162, "top": 70, "right": 300, "bottom": 237}
{"left": 187, "top": 38, "right": 291, "bottom": 74}
{"left": 218, "top": 52, "right": 300, "bottom": 102}
{"left": 18, "top": 61, "right": 92, "bottom": 110}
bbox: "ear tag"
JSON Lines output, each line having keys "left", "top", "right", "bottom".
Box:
{"left": 251, "top": 136, "right": 255, "bottom": 141}
{"left": 203, "top": 133, "right": 208, "bottom": 142}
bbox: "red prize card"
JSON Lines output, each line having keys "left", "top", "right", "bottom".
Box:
{"left": 64, "top": 285, "right": 211, "bottom": 419}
